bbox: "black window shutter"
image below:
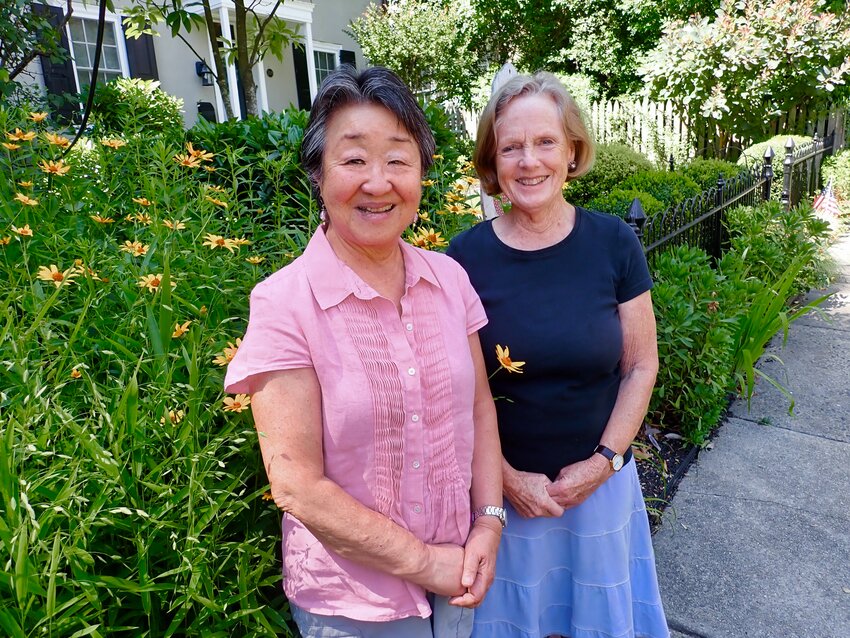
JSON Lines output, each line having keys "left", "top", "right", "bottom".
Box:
{"left": 339, "top": 49, "right": 356, "bottom": 70}
{"left": 35, "top": 3, "right": 78, "bottom": 120}
{"left": 292, "top": 43, "right": 312, "bottom": 111}
{"left": 122, "top": 20, "right": 159, "bottom": 80}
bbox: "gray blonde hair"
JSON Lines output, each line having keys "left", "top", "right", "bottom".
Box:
{"left": 301, "top": 66, "right": 435, "bottom": 197}
{"left": 473, "top": 71, "right": 595, "bottom": 196}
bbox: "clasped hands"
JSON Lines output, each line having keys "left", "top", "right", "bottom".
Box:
{"left": 505, "top": 455, "right": 612, "bottom": 519}
{"left": 419, "top": 520, "right": 501, "bottom": 608}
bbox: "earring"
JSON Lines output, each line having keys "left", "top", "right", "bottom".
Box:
{"left": 319, "top": 208, "right": 327, "bottom": 223}
{"left": 568, "top": 160, "right": 577, "bottom": 171}
{"left": 412, "top": 211, "right": 419, "bottom": 224}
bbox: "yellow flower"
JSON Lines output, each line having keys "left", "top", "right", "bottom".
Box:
{"left": 424, "top": 229, "right": 447, "bottom": 247}
{"left": 1, "top": 142, "right": 20, "bottom": 150}
{"left": 205, "top": 184, "right": 226, "bottom": 193}
{"left": 173, "top": 153, "right": 201, "bottom": 168}
{"left": 73, "top": 260, "right": 104, "bottom": 281}
{"left": 163, "top": 219, "right": 187, "bottom": 230}
{"left": 245, "top": 255, "right": 265, "bottom": 264}
{"left": 432, "top": 154, "right": 444, "bottom": 160}
{"left": 204, "top": 195, "right": 228, "bottom": 208}
{"left": 160, "top": 408, "right": 185, "bottom": 424}
{"left": 132, "top": 197, "right": 151, "bottom": 207}
{"left": 199, "top": 305, "right": 208, "bottom": 316}
{"left": 7, "top": 128, "right": 36, "bottom": 141}
{"left": 134, "top": 212, "right": 153, "bottom": 225}
{"left": 70, "top": 368, "right": 82, "bottom": 379}
{"left": 137, "top": 273, "right": 176, "bottom": 293}
{"left": 421, "top": 179, "right": 435, "bottom": 187}
{"left": 262, "top": 491, "right": 274, "bottom": 501}
{"left": 37, "top": 264, "right": 78, "bottom": 288}
{"left": 409, "top": 227, "right": 446, "bottom": 250}
{"left": 231, "top": 236, "right": 251, "bottom": 246}
{"left": 90, "top": 214, "right": 114, "bottom": 224}
{"left": 19, "top": 180, "right": 33, "bottom": 187}
{"left": 120, "top": 240, "right": 149, "bottom": 257}
{"left": 445, "top": 191, "right": 464, "bottom": 203}
{"left": 0, "top": 236, "right": 10, "bottom": 247}
{"left": 186, "top": 141, "right": 215, "bottom": 162}
{"left": 39, "top": 159, "right": 71, "bottom": 175}
{"left": 447, "top": 204, "right": 466, "bottom": 214}
{"left": 14, "top": 193, "right": 38, "bottom": 206}
{"left": 495, "top": 344, "right": 525, "bottom": 374}
{"left": 418, "top": 211, "right": 430, "bottom": 222}
{"left": 12, "top": 224, "right": 33, "bottom": 236}
{"left": 223, "top": 393, "right": 251, "bottom": 413}
{"left": 101, "top": 138, "right": 126, "bottom": 149}
{"left": 44, "top": 132, "right": 71, "bottom": 148}
{"left": 203, "top": 233, "right": 236, "bottom": 253}
{"left": 29, "top": 112, "right": 49, "bottom": 123}
{"left": 213, "top": 338, "right": 242, "bottom": 366}
{"left": 172, "top": 320, "right": 192, "bottom": 338}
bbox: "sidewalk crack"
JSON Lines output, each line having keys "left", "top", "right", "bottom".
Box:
{"left": 667, "top": 621, "right": 711, "bottom": 638}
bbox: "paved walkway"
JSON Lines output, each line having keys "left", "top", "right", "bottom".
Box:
{"left": 652, "top": 231, "right": 850, "bottom": 638}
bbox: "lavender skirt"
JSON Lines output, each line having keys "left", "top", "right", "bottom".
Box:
{"left": 472, "top": 459, "right": 669, "bottom": 638}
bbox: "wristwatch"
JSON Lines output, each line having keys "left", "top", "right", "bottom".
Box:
{"left": 471, "top": 505, "right": 507, "bottom": 528}
{"left": 594, "top": 444, "right": 625, "bottom": 472}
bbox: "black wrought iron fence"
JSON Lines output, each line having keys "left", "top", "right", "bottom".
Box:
{"left": 628, "top": 131, "right": 838, "bottom": 263}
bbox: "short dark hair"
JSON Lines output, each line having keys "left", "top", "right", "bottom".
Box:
{"left": 474, "top": 71, "right": 595, "bottom": 196}
{"left": 301, "top": 66, "right": 435, "bottom": 196}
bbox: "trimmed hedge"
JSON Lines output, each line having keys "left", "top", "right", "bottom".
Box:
{"left": 619, "top": 170, "right": 702, "bottom": 206}
{"left": 565, "top": 143, "right": 653, "bottom": 205}
{"left": 681, "top": 158, "right": 749, "bottom": 190}
{"left": 586, "top": 188, "right": 666, "bottom": 219}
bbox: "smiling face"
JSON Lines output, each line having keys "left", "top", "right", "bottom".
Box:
{"left": 318, "top": 102, "right": 422, "bottom": 256}
{"left": 494, "top": 94, "right": 575, "bottom": 217}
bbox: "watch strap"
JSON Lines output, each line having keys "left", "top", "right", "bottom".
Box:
{"left": 472, "top": 505, "right": 507, "bottom": 528}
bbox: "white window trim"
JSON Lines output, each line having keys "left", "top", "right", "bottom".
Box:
{"left": 64, "top": 4, "right": 130, "bottom": 93}
{"left": 311, "top": 41, "right": 342, "bottom": 85}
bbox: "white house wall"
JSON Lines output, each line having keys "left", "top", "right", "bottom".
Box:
{"left": 21, "top": 0, "right": 376, "bottom": 128}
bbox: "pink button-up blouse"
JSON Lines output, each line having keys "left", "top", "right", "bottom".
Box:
{"left": 224, "top": 228, "right": 487, "bottom": 621}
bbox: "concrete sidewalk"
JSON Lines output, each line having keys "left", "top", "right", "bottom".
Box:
{"left": 652, "top": 232, "right": 850, "bottom": 638}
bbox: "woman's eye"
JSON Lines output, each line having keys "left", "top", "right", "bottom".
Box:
{"left": 344, "top": 158, "right": 365, "bottom": 165}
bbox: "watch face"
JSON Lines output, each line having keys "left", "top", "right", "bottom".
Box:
{"left": 612, "top": 455, "right": 624, "bottom": 471}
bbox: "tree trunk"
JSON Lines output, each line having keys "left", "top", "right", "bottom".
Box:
{"left": 201, "top": 0, "right": 233, "bottom": 120}
{"left": 234, "top": 0, "right": 258, "bottom": 117}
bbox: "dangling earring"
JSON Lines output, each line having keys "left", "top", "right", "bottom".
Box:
{"left": 568, "top": 160, "right": 577, "bottom": 172}
{"left": 319, "top": 208, "right": 327, "bottom": 223}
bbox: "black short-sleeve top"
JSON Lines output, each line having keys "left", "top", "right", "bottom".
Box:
{"left": 447, "top": 207, "right": 653, "bottom": 480}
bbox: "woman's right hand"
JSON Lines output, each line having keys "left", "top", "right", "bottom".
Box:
{"left": 503, "top": 465, "right": 565, "bottom": 518}
{"left": 415, "top": 544, "right": 467, "bottom": 597}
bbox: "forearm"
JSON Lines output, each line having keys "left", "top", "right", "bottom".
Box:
{"left": 600, "top": 360, "right": 657, "bottom": 453}
{"left": 267, "top": 460, "right": 434, "bottom": 583}
{"left": 470, "top": 398, "right": 503, "bottom": 512}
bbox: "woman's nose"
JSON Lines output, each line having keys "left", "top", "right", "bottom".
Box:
{"left": 361, "top": 164, "right": 392, "bottom": 194}
{"left": 518, "top": 146, "right": 538, "bottom": 166}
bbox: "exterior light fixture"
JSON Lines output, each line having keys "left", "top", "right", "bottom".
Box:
{"left": 195, "top": 61, "right": 214, "bottom": 87}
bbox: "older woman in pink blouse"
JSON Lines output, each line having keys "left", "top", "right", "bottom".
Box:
{"left": 224, "top": 66, "right": 504, "bottom": 638}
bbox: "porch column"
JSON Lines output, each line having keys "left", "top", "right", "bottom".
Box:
{"left": 218, "top": 6, "right": 242, "bottom": 119}
{"left": 304, "top": 21, "right": 317, "bottom": 101}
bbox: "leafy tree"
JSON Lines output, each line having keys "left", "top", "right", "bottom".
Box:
{"left": 0, "top": 0, "right": 74, "bottom": 101}
{"left": 124, "top": 0, "right": 299, "bottom": 119}
{"left": 640, "top": 0, "right": 850, "bottom": 151}
{"left": 469, "top": 0, "right": 722, "bottom": 97}
{"left": 346, "top": 0, "right": 479, "bottom": 108}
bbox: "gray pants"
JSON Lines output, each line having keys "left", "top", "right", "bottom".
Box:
{"left": 291, "top": 594, "right": 474, "bottom": 638}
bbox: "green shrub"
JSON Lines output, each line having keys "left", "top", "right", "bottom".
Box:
{"left": 681, "top": 158, "right": 749, "bottom": 190}
{"left": 565, "top": 143, "right": 653, "bottom": 205}
{"left": 90, "top": 77, "right": 184, "bottom": 140}
{"left": 738, "top": 134, "right": 812, "bottom": 169}
{"left": 586, "top": 188, "right": 666, "bottom": 220}
{"left": 821, "top": 148, "right": 850, "bottom": 201}
{"left": 649, "top": 246, "right": 747, "bottom": 445}
{"left": 726, "top": 200, "right": 832, "bottom": 296}
{"left": 619, "top": 170, "right": 702, "bottom": 206}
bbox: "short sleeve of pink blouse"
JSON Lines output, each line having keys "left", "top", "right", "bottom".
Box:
{"left": 223, "top": 229, "right": 487, "bottom": 622}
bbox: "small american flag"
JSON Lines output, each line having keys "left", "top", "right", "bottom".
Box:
{"left": 812, "top": 177, "right": 841, "bottom": 218}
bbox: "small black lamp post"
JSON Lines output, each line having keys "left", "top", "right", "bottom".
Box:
{"left": 195, "top": 61, "right": 214, "bottom": 87}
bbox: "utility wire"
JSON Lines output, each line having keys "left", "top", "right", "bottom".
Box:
{"left": 63, "top": 0, "right": 107, "bottom": 155}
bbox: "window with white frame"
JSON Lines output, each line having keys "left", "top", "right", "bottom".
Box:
{"left": 67, "top": 16, "right": 125, "bottom": 91}
{"left": 312, "top": 43, "right": 342, "bottom": 86}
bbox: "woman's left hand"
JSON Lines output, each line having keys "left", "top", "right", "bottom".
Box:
{"left": 546, "top": 454, "right": 611, "bottom": 509}
{"left": 448, "top": 519, "right": 502, "bottom": 608}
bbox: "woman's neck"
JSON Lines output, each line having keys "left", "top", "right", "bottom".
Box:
{"left": 494, "top": 197, "right": 576, "bottom": 250}
{"left": 325, "top": 226, "right": 406, "bottom": 308}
